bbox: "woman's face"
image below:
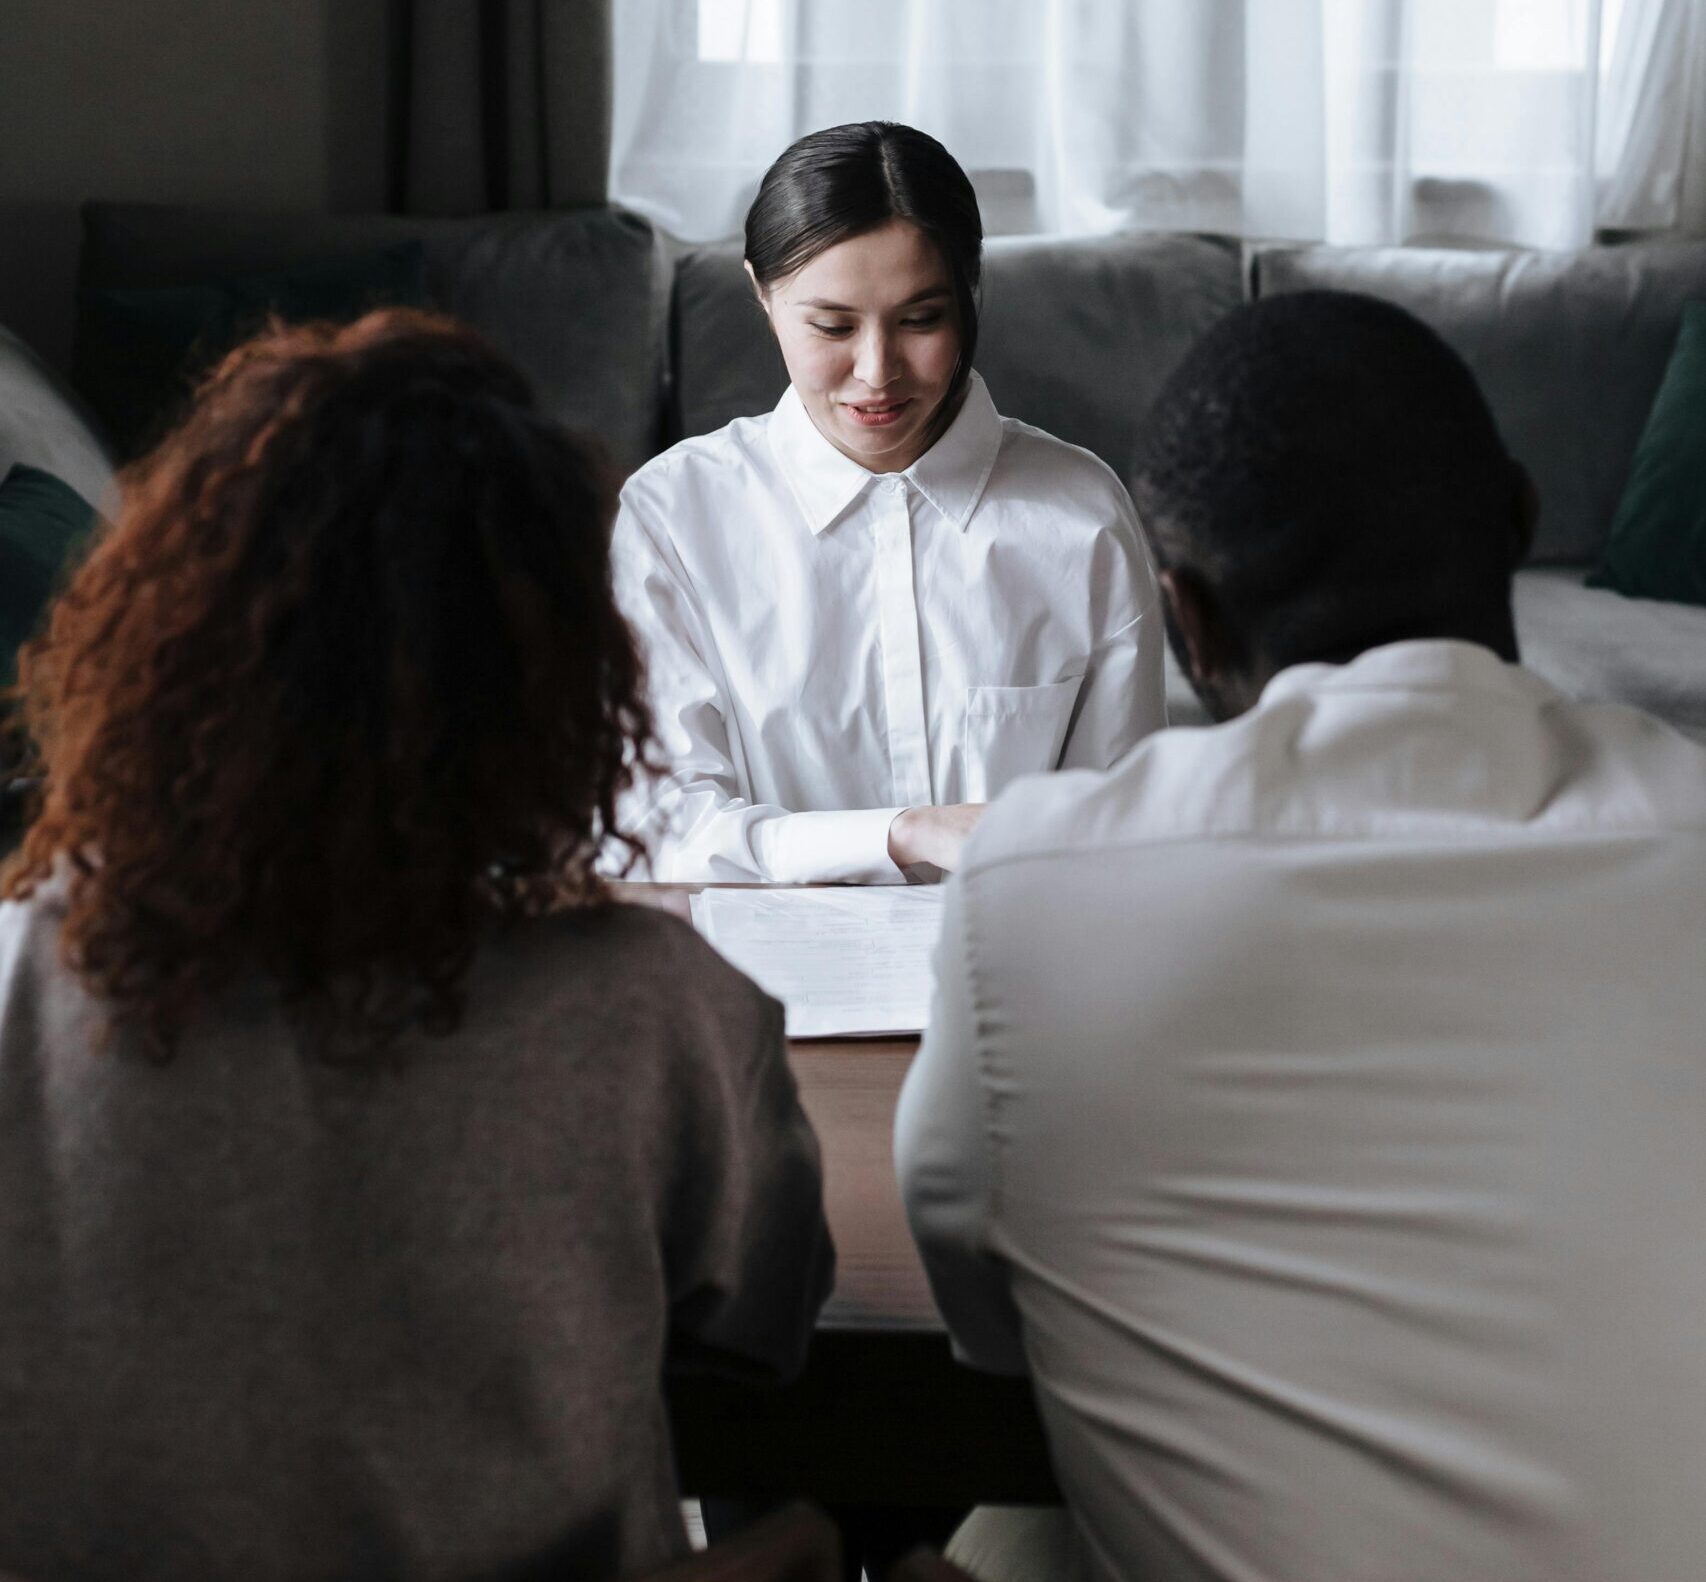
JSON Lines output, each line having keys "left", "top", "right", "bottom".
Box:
{"left": 750, "top": 218, "right": 962, "bottom": 474}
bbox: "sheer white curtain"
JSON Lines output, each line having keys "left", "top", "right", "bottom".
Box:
{"left": 611, "top": 0, "right": 1705, "bottom": 246}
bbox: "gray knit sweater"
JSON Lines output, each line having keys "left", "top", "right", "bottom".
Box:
{"left": 0, "top": 891, "right": 832, "bottom": 1582}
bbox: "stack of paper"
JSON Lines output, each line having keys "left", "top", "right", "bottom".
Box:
{"left": 690, "top": 887, "right": 947, "bottom": 1038}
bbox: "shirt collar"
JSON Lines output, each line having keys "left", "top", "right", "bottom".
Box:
{"left": 1258, "top": 638, "right": 1561, "bottom": 711}
{"left": 768, "top": 372, "right": 1004, "bottom": 537}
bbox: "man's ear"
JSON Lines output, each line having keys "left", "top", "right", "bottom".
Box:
{"left": 1511, "top": 461, "right": 1539, "bottom": 569}
{"left": 1158, "top": 566, "right": 1235, "bottom": 686}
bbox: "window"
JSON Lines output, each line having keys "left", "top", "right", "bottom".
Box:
{"left": 612, "top": 0, "right": 1703, "bottom": 247}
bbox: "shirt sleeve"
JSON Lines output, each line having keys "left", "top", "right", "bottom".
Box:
{"left": 663, "top": 963, "right": 835, "bottom": 1384}
{"left": 612, "top": 490, "right": 905, "bottom": 884}
{"left": 894, "top": 874, "right": 1030, "bottom": 1375}
{"left": 1057, "top": 490, "right": 1168, "bottom": 772}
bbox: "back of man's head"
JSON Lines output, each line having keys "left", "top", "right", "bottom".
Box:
{"left": 1132, "top": 291, "right": 1531, "bottom": 712}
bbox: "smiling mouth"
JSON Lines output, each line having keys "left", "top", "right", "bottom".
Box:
{"left": 844, "top": 398, "right": 913, "bottom": 428}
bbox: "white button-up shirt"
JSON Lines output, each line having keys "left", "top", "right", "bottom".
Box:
{"left": 613, "top": 374, "right": 1164, "bottom": 883}
{"left": 899, "top": 640, "right": 1706, "bottom": 1582}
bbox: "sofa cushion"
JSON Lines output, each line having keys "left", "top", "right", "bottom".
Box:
{"left": 1162, "top": 572, "right": 1706, "bottom": 741}
{"left": 0, "top": 463, "right": 99, "bottom": 686}
{"left": 80, "top": 243, "right": 429, "bottom": 459}
{"left": 77, "top": 203, "right": 670, "bottom": 470}
{"left": 667, "top": 240, "right": 784, "bottom": 444}
{"left": 1587, "top": 299, "right": 1706, "bottom": 607}
{"left": 670, "top": 232, "right": 1244, "bottom": 478}
{"left": 977, "top": 233, "right": 1245, "bottom": 477}
{"left": 1253, "top": 240, "right": 1706, "bottom": 565}
{"left": 1514, "top": 566, "right": 1706, "bottom": 741}
{"left": 0, "top": 326, "right": 113, "bottom": 512}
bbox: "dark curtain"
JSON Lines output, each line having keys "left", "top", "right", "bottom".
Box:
{"left": 327, "top": 0, "right": 613, "bottom": 215}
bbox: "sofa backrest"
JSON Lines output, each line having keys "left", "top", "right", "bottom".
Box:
{"left": 77, "top": 203, "right": 671, "bottom": 471}
{"left": 1253, "top": 240, "right": 1706, "bottom": 566}
{"left": 668, "top": 232, "right": 1245, "bottom": 481}
{"left": 70, "top": 204, "right": 1706, "bottom": 572}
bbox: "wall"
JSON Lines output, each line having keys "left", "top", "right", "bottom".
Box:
{"left": 0, "top": 0, "right": 335, "bottom": 376}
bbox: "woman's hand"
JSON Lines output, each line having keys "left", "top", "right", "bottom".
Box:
{"left": 886, "top": 803, "right": 987, "bottom": 873}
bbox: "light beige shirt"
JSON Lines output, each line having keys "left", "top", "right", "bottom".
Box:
{"left": 899, "top": 640, "right": 1706, "bottom": 1582}
{"left": 613, "top": 374, "right": 1164, "bottom": 884}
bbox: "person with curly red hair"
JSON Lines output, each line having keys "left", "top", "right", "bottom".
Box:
{"left": 0, "top": 309, "right": 832, "bottom": 1582}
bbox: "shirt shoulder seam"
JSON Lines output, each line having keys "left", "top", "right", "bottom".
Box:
{"left": 995, "top": 417, "right": 1134, "bottom": 498}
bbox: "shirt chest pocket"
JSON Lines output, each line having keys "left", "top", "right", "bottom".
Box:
{"left": 962, "top": 673, "right": 1086, "bottom": 802}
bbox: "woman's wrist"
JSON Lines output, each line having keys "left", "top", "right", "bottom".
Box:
{"left": 887, "top": 807, "right": 922, "bottom": 870}
{"left": 887, "top": 804, "right": 986, "bottom": 873}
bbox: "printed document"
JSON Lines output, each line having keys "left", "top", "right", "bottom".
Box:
{"left": 689, "top": 887, "right": 946, "bottom": 1038}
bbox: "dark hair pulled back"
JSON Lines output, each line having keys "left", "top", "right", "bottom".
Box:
{"left": 745, "top": 121, "right": 984, "bottom": 416}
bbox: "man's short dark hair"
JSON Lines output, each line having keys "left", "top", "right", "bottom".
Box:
{"left": 1131, "top": 290, "right": 1524, "bottom": 668}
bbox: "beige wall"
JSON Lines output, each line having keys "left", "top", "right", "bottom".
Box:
{"left": 0, "top": 0, "right": 334, "bottom": 375}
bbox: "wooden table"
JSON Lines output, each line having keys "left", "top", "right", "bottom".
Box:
{"left": 625, "top": 886, "right": 1060, "bottom": 1508}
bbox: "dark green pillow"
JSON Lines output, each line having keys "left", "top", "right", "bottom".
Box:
{"left": 0, "top": 464, "right": 100, "bottom": 687}
{"left": 1588, "top": 300, "right": 1706, "bottom": 606}
{"left": 78, "top": 241, "right": 430, "bottom": 459}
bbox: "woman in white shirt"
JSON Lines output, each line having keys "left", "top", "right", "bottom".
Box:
{"left": 616, "top": 121, "right": 1165, "bottom": 883}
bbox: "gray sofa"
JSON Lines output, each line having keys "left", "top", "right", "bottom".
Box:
{"left": 5, "top": 201, "right": 1703, "bottom": 741}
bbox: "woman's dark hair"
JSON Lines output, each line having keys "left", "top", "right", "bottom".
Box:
{"left": 3, "top": 308, "right": 657, "bottom": 1061}
{"left": 745, "top": 121, "right": 984, "bottom": 417}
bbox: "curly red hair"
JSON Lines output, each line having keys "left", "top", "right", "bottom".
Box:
{"left": 4, "top": 309, "right": 656, "bottom": 1060}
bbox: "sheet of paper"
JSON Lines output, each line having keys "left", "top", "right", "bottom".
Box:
{"left": 689, "top": 887, "right": 947, "bottom": 1039}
